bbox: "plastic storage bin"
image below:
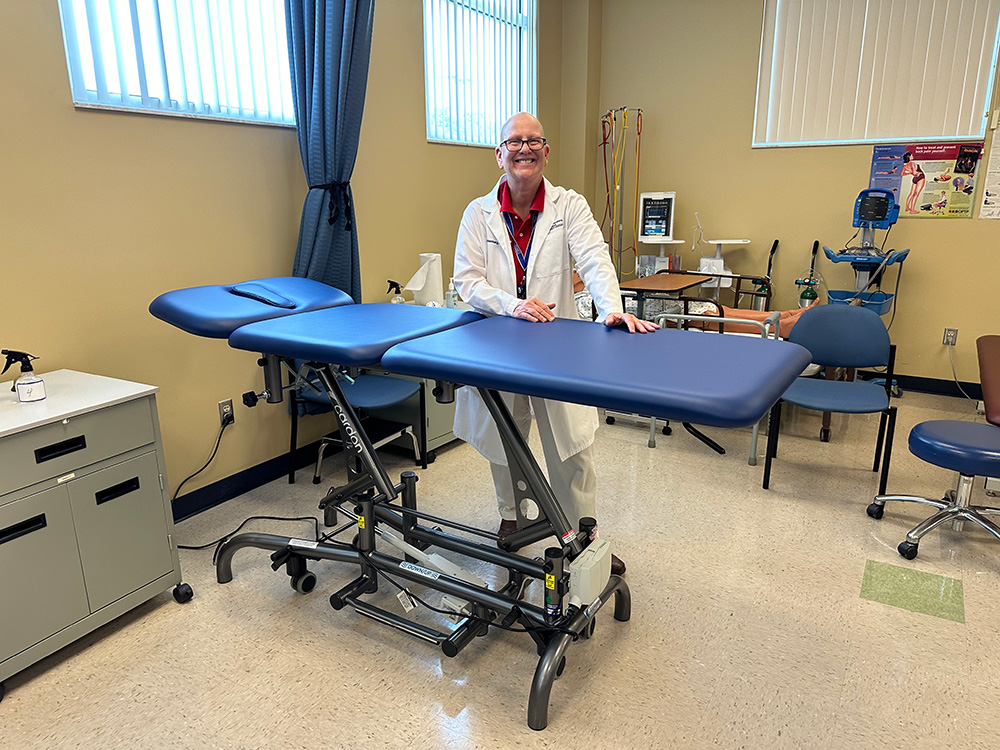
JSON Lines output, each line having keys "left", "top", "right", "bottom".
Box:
{"left": 827, "top": 290, "right": 894, "bottom": 315}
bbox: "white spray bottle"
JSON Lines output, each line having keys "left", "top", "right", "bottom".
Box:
{"left": 2, "top": 350, "right": 46, "bottom": 403}
{"left": 445, "top": 277, "right": 458, "bottom": 309}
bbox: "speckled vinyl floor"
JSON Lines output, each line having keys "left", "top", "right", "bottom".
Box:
{"left": 3, "top": 391, "right": 998, "bottom": 750}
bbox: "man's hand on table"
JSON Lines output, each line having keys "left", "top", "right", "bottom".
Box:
{"left": 605, "top": 312, "right": 658, "bottom": 333}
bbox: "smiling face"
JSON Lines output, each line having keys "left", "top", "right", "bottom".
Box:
{"left": 496, "top": 113, "right": 549, "bottom": 190}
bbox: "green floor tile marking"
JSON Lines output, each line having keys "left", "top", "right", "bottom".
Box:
{"left": 860, "top": 560, "right": 965, "bottom": 623}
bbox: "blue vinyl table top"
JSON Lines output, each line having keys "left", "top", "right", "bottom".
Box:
{"left": 149, "top": 277, "right": 353, "bottom": 338}
{"left": 228, "top": 303, "right": 483, "bottom": 366}
{"left": 383, "top": 316, "right": 812, "bottom": 428}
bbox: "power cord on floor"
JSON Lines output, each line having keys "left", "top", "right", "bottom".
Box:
{"left": 176, "top": 514, "right": 326, "bottom": 565}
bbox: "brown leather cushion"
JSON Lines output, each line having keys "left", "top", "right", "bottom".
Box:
{"left": 977, "top": 335, "right": 1000, "bottom": 427}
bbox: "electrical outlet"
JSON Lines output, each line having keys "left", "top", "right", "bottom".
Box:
{"left": 943, "top": 327, "right": 958, "bottom": 346}
{"left": 218, "top": 398, "right": 234, "bottom": 426}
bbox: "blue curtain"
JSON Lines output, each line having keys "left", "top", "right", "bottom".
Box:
{"left": 285, "top": 0, "right": 375, "bottom": 302}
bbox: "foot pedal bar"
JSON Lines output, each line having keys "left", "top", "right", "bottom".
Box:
{"left": 348, "top": 598, "right": 448, "bottom": 645}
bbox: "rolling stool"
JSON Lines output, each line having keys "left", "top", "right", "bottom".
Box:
{"left": 867, "top": 334, "right": 1000, "bottom": 559}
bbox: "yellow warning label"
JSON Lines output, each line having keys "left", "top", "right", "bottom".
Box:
{"left": 358, "top": 516, "right": 365, "bottom": 529}
{"left": 545, "top": 574, "right": 555, "bottom": 589}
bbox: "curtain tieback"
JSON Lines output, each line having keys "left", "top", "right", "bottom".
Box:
{"left": 309, "top": 181, "right": 353, "bottom": 231}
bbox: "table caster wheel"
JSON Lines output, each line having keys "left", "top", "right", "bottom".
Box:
{"left": 605, "top": 416, "right": 616, "bottom": 425}
{"left": 172, "top": 583, "right": 194, "bottom": 603}
{"left": 291, "top": 571, "right": 317, "bottom": 594}
{"left": 820, "top": 427, "right": 831, "bottom": 442}
{"left": 426, "top": 450, "right": 437, "bottom": 464}
{"left": 866, "top": 503, "right": 884, "bottom": 520}
{"left": 898, "top": 541, "right": 919, "bottom": 560}
{"left": 662, "top": 425, "right": 672, "bottom": 435}
{"left": 0, "top": 682, "right": 5, "bottom": 703}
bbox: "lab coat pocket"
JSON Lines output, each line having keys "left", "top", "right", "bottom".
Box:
{"left": 531, "top": 227, "right": 570, "bottom": 278}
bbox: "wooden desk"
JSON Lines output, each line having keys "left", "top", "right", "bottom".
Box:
{"left": 619, "top": 272, "right": 711, "bottom": 318}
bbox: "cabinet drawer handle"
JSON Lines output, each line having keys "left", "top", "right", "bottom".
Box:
{"left": 34, "top": 435, "right": 88, "bottom": 464}
{"left": 95, "top": 476, "right": 141, "bottom": 505}
{"left": 0, "top": 514, "right": 47, "bottom": 546}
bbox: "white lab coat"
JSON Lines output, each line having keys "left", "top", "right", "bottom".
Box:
{"left": 452, "top": 177, "right": 624, "bottom": 465}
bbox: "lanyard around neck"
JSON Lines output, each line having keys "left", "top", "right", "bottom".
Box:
{"left": 501, "top": 210, "right": 536, "bottom": 298}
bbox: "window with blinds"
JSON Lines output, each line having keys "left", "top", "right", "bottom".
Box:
{"left": 423, "top": 0, "right": 537, "bottom": 147}
{"left": 56, "top": 0, "right": 295, "bottom": 126}
{"left": 754, "top": 0, "right": 1000, "bottom": 147}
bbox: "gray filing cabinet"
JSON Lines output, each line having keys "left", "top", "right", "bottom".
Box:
{"left": 0, "top": 370, "right": 189, "bottom": 700}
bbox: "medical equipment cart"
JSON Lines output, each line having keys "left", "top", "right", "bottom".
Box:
{"left": 0, "top": 370, "right": 190, "bottom": 701}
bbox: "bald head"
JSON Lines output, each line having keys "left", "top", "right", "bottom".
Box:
{"left": 500, "top": 112, "right": 545, "bottom": 144}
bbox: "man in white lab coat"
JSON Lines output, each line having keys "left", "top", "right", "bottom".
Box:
{"left": 452, "top": 112, "right": 655, "bottom": 575}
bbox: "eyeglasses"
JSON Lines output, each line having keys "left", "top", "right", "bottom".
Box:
{"left": 500, "top": 137, "right": 546, "bottom": 152}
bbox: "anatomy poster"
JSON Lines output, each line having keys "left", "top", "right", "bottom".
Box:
{"left": 869, "top": 143, "right": 982, "bottom": 218}
{"left": 979, "top": 135, "right": 1000, "bottom": 219}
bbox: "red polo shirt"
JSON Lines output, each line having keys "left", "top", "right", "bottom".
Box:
{"left": 498, "top": 180, "right": 545, "bottom": 296}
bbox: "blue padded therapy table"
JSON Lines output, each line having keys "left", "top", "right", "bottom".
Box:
{"left": 150, "top": 276, "right": 811, "bottom": 730}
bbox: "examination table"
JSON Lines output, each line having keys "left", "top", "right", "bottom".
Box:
{"left": 150, "top": 277, "right": 811, "bottom": 729}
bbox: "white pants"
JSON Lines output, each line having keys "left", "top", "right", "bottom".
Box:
{"left": 489, "top": 396, "right": 597, "bottom": 529}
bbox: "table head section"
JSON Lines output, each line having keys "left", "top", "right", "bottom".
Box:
{"left": 149, "top": 277, "right": 353, "bottom": 338}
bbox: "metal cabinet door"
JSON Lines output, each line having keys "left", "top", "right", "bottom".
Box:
{"left": 68, "top": 452, "right": 173, "bottom": 612}
{"left": 0, "top": 485, "right": 89, "bottom": 663}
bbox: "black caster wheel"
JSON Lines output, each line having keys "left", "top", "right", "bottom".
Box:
{"left": 0, "top": 682, "right": 5, "bottom": 703}
{"left": 605, "top": 416, "right": 616, "bottom": 425}
{"left": 291, "top": 571, "right": 317, "bottom": 594}
{"left": 898, "top": 541, "right": 919, "bottom": 560}
{"left": 312, "top": 476, "right": 321, "bottom": 484}
{"left": 662, "top": 425, "right": 672, "bottom": 435}
{"left": 820, "top": 427, "right": 831, "bottom": 443}
{"left": 580, "top": 617, "right": 597, "bottom": 639}
{"left": 555, "top": 656, "right": 566, "bottom": 678}
{"left": 426, "top": 450, "right": 437, "bottom": 464}
{"left": 172, "top": 583, "right": 194, "bottom": 603}
{"left": 866, "top": 503, "right": 885, "bottom": 520}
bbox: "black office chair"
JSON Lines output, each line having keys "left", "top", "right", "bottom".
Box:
{"left": 867, "top": 335, "right": 1000, "bottom": 559}
{"left": 289, "top": 367, "right": 426, "bottom": 484}
{"left": 762, "top": 304, "right": 897, "bottom": 494}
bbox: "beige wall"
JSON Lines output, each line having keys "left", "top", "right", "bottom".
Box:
{"left": 3, "top": 0, "right": 991, "bottom": 499}
{"left": 593, "top": 0, "right": 998, "bottom": 381}
{"left": 1, "top": 1, "right": 308, "bottom": 497}
{"left": 0, "top": 0, "right": 565, "bottom": 498}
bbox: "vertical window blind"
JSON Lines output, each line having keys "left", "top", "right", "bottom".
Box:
{"left": 57, "top": 0, "right": 295, "bottom": 126}
{"left": 423, "top": 0, "right": 537, "bottom": 147}
{"left": 754, "top": 0, "right": 1000, "bottom": 146}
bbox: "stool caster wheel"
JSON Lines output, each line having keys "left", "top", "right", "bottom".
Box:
{"left": 172, "top": 583, "right": 194, "bottom": 603}
{"left": 291, "top": 571, "right": 317, "bottom": 594}
{"left": 426, "top": 450, "right": 437, "bottom": 464}
{"left": 0, "top": 681, "right": 5, "bottom": 703}
{"left": 820, "top": 427, "right": 831, "bottom": 443}
{"left": 866, "top": 503, "right": 884, "bottom": 520}
{"left": 605, "top": 416, "right": 616, "bottom": 425}
{"left": 898, "top": 541, "right": 919, "bottom": 560}
{"left": 662, "top": 425, "right": 672, "bottom": 435}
